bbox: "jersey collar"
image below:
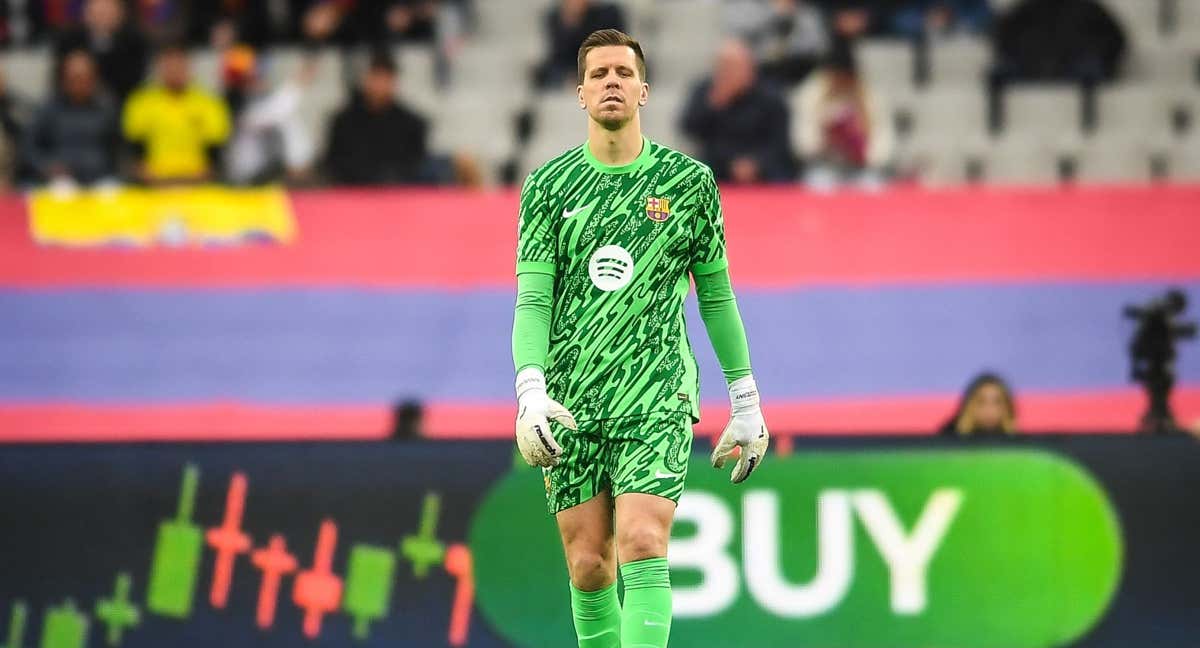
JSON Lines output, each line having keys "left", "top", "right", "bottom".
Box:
{"left": 583, "top": 136, "right": 652, "bottom": 174}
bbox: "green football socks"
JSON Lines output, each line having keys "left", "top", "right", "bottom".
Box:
{"left": 570, "top": 581, "right": 621, "bottom": 647}
{"left": 619, "top": 557, "right": 672, "bottom": 647}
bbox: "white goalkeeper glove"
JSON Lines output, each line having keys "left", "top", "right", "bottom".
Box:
{"left": 711, "top": 375, "right": 769, "bottom": 483}
{"left": 514, "top": 367, "right": 577, "bottom": 468}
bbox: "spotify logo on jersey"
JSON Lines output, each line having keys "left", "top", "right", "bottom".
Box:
{"left": 588, "top": 245, "right": 634, "bottom": 291}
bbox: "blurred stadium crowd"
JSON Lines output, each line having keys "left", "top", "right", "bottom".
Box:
{"left": 0, "top": 0, "right": 1197, "bottom": 191}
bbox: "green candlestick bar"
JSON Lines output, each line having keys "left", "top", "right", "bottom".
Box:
{"left": 1, "top": 601, "right": 27, "bottom": 648}
{"left": 342, "top": 545, "right": 396, "bottom": 640}
{"left": 400, "top": 492, "right": 445, "bottom": 579}
{"left": 146, "top": 465, "right": 203, "bottom": 618}
{"left": 96, "top": 573, "right": 140, "bottom": 646}
{"left": 39, "top": 601, "right": 87, "bottom": 648}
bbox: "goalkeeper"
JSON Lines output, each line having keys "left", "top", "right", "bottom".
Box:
{"left": 511, "top": 29, "right": 769, "bottom": 648}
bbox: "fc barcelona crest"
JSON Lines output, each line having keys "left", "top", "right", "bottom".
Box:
{"left": 646, "top": 196, "right": 671, "bottom": 222}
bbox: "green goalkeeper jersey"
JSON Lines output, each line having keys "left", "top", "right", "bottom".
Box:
{"left": 516, "top": 137, "right": 727, "bottom": 427}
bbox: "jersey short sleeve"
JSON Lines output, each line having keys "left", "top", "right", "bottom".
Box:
{"left": 690, "top": 169, "right": 728, "bottom": 275}
{"left": 516, "top": 175, "right": 557, "bottom": 276}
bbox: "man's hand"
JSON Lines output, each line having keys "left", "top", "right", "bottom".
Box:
{"left": 514, "top": 368, "right": 577, "bottom": 467}
{"left": 711, "top": 376, "right": 769, "bottom": 483}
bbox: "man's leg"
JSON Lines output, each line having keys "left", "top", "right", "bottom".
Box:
{"left": 615, "top": 493, "right": 676, "bottom": 648}
{"left": 607, "top": 414, "right": 693, "bottom": 648}
{"left": 556, "top": 491, "right": 620, "bottom": 647}
{"left": 547, "top": 420, "right": 620, "bottom": 648}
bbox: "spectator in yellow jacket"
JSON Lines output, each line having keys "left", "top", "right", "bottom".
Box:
{"left": 122, "top": 44, "right": 230, "bottom": 183}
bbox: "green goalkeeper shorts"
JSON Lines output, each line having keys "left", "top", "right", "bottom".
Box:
{"left": 542, "top": 412, "right": 693, "bottom": 515}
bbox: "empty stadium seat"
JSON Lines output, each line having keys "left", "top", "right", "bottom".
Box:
{"left": 611, "top": 0, "right": 660, "bottom": 36}
{"left": 428, "top": 88, "right": 520, "bottom": 181}
{"left": 475, "top": 0, "right": 551, "bottom": 40}
{"left": 2, "top": 48, "right": 53, "bottom": 101}
{"left": 647, "top": 0, "right": 722, "bottom": 84}
{"left": 1173, "top": 0, "right": 1200, "bottom": 40}
{"left": 980, "top": 136, "right": 1065, "bottom": 185}
{"left": 188, "top": 49, "right": 221, "bottom": 92}
{"left": 1167, "top": 132, "right": 1200, "bottom": 180}
{"left": 1171, "top": 88, "right": 1200, "bottom": 129}
{"left": 1005, "top": 85, "right": 1084, "bottom": 145}
{"left": 1095, "top": 84, "right": 1174, "bottom": 144}
{"left": 534, "top": 90, "right": 588, "bottom": 138}
{"left": 898, "top": 138, "right": 975, "bottom": 186}
{"left": 451, "top": 42, "right": 524, "bottom": 89}
{"left": 394, "top": 46, "right": 439, "bottom": 106}
{"left": 858, "top": 40, "right": 916, "bottom": 100}
{"left": 1071, "top": 136, "right": 1159, "bottom": 183}
{"left": 1132, "top": 44, "right": 1199, "bottom": 87}
{"left": 927, "top": 36, "right": 990, "bottom": 86}
{"left": 907, "top": 87, "right": 989, "bottom": 146}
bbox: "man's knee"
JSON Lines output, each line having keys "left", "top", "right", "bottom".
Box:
{"left": 617, "top": 524, "right": 669, "bottom": 562}
{"left": 556, "top": 492, "right": 617, "bottom": 589}
{"left": 565, "top": 546, "right": 614, "bottom": 589}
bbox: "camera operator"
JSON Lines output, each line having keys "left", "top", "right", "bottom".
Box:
{"left": 1125, "top": 289, "right": 1197, "bottom": 434}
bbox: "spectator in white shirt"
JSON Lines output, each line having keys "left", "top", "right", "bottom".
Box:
{"left": 222, "top": 45, "right": 316, "bottom": 185}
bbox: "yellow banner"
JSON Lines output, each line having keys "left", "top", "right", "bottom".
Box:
{"left": 28, "top": 185, "right": 296, "bottom": 247}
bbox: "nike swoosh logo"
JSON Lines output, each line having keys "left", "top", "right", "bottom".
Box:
{"left": 562, "top": 204, "right": 593, "bottom": 219}
{"left": 655, "top": 470, "right": 675, "bottom": 479}
{"left": 644, "top": 620, "right": 667, "bottom": 627}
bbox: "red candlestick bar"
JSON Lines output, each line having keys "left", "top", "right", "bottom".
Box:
{"left": 251, "top": 534, "right": 297, "bottom": 629}
{"left": 445, "top": 543, "right": 474, "bottom": 647}
{"left": 206, "top": 472, "right": 252, "bottom": 609}
{"left": 292, "top": 519, "right": 343, "bottom": 639}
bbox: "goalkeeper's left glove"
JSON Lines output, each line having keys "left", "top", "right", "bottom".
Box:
{"left": 711, "top": 375, "right": 769, "bottom": 483}
{"left": 514, "top": 367, "right": 577, "bottom": 468}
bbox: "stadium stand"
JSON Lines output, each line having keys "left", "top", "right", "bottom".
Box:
{"left": 0, "top": 0, "right": 1197, "bottom": 187}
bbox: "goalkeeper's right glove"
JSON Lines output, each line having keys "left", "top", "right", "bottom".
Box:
{"left": 514, "top": 367, "right": 577, "bottom": 467}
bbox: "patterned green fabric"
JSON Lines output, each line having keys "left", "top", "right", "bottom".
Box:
{"left": 517, "top": 137, "right": 726, "bottom": 425}
{"left": 543, "top": 413, "right": 692, "bottom": 515}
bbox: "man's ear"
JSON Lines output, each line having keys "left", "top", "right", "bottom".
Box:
{"left": 639, "top": 82, "right": 649, "bottom": 106}
{"left": 578, "top": 85, "right": 585, "bottom": 109}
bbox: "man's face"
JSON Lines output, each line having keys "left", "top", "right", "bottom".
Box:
{"left": 362, "top": 68, "right": 396, "bottom": 109}
{"left": 62, "top": 53, "right": 97, "bottom": 103}
{"left": 159, "top": 52, "right": 190, "bottom": 91}
{"left": 85, "top": 0, "right": 123, "bottom": 33}
{"left": 714, "top": 41, "right": 755, "bottom": 95}
{"left": 577, "top": 45, "right": 647, "bottom": 130}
